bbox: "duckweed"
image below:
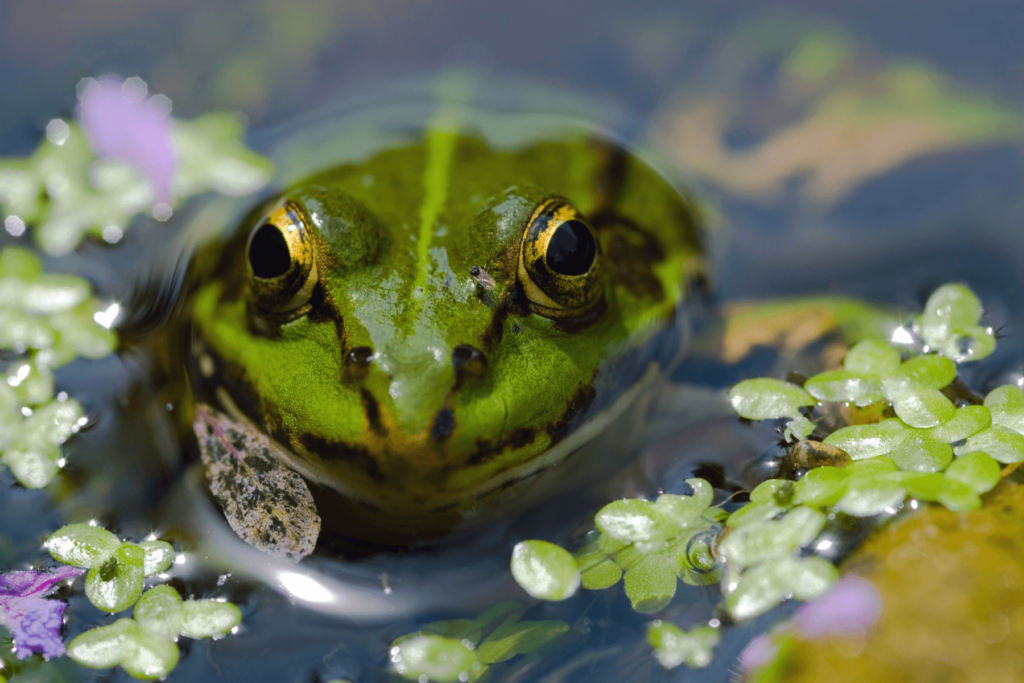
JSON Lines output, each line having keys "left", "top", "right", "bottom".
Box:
{"left": 391, "top": 602, "right": 568, "bottom": 682}
{"left": 646, "top": 622, "right": 720, "bottom": 669}
{"left": 0, "top": 246, "right": 113, "bottom": 488}
{"left": 507, "top": 282, "right": 1017, "bottom": 673}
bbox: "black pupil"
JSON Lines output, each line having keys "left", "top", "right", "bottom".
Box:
{"left": 248, "top": 223, "right": 291, "bottom": 279}
{"left": 546, "top": 220, "right": 596, "bottom": 276}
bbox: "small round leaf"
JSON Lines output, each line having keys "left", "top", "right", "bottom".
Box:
{"left": 510, "top": 540, "right": 580, "bottom": 601}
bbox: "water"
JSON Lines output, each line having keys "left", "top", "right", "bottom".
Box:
{"left": 2, "top": 2, "right": 1024, "bottom": 682}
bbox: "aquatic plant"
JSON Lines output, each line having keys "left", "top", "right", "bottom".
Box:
{"left": 512, "top": 478, "right": 722, "bottom": 617}
{"left": 0, "top": 76, "right": 273, "bottom": 255}
{"left": 0, "top": 246, "right": 110, "bottom": 489}
{"left": 508, "top": 281, "right": 1018, "bottom": 673}
{"left": 646, "top": 621, "right": 720, "bottom": 669}
{"left": 390, "top": 601, "right": 568, "bottom": 682}
{"left": 41, "top": 523, "right": 241, "bottom": 680}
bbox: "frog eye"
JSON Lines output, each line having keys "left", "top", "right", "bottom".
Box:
{"left": 518, "top": 198, "right": 604, "bottom": 317}
{"left": 246, "top": 203, "right": 319, "bottom": 315}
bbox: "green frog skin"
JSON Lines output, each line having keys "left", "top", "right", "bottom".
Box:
{"left": 189, "top": 125, "right": 704, "bottom": 541}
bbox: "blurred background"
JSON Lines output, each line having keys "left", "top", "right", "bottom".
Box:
{"left": 3, "top": 0, "right": 1023, "bottom": 305}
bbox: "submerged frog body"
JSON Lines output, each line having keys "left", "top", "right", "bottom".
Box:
{"left": 190, "top": 128, "right": 704, "bottom": 541}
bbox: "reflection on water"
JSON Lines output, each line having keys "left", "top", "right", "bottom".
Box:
{"left": 2, "top": 2, "right": 1024, "bottom": 682}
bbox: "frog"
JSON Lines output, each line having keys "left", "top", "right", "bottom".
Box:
{"left": 187, "top": 118, "right": 706, "bottom": 544}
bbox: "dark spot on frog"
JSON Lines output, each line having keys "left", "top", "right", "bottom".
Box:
{"left": 590, "top": 211, "right": 666, "bottom": 300}
{"left": 343, "top": 346, "right": 374, "bottom": 382}
{"left": 299, "top": 433, "right": 384, "bottom": 483}
{"left": 452, "top": 345, "right": 486, "bottom": 386}
{"left": 359, "top": 389, "right": 386, "bottom": 436}
{"left": 552, "top": 296, "right": 607, "bottom": 333}
{"left": 431, "top": 407, "right": 456, "bottom": 442}
{"left": 547, "top": 383, "right": 597, "bottom": 445}
{"left": 466, "top": 427, "right": 537, "bottom": 466}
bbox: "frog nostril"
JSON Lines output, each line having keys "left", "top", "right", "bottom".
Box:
{"left": 452, "top": 345, "right": 487, "bottom": 385}
{"left": 431, "top": 407, "right": 456, "bottom": 441}
{"left": 343, "top": 346, "right": 375, "bottom": 382}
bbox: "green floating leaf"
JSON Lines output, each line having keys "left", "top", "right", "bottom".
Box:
{"left": 894, "top": 354, "right": 956, "bottom": 390}
{"left": 23, "top": 398, "right": 85, "bottom": 446}
{"left": 3, "top": 437, "right": 61, "bottom": 489}
{"left": 955, "top": 425, "right": 1024, "bottom": 463}
{"left": 391, "top": 634, "right": 482, "bottom": 683}
{"left": 647, "top": 623, "right": 720, "bottom": 669}
{"left": 845, "top": 456, "right": 899, "bottom": 476}
{"left": 21, "top": 274, "right": 91, "bottom": 316}
{"left": 595, "top": 499, "right": 665, "bottom": 545}
{"left": 749, "top": 479, "right": 794, "bottom": 507}
{"left": 139, "top": 540, "right": 175, "bottom": 577}
{"left": 919, "top": 284, "right": 995, "bottom": 362}
{"left": 0, "top": 245, "right": 43, "bottom": 279}
{"left": 945, "top": 451, "right": 1000, "bottom": 494}
{"left": 45, "top": 523, "right": 121, "bottom": 568}
{"left": 833, "top": 480, "right": 905, "bottom": 517}
{"left": 0, "top": 308, "right": 54, "bottom": 349}
{"left": 476, "top": 619, "right": 568, "bottom": 665}
{"left": 85, "top": 542, "right": 145, "bottom": 613}
{"left": 67, "top": 618, "right": 140, "bottom": 670}
{"left": 121, "top": 629, "right": 179, "bottom": 681}
{"left": 726, "top": 503, "right": 784, "bottom": 528}
{"left": 844, "top": 339, "right": 902, "bottom": 376}
{"left": 785, "top": 415, "right": 816, "bottom": 442}
{"left": 579, "top": 558, "right": 622, "bottom": 590}
{"left": 5, "top": 361, "right": 54, "bottom": 406}
{"left": 726, "top": 555, "right": 837, "bottom": 620}
{"left": 652, "top": 478, "right": 713, "bottom": 526}
{"left": 930, "top": 405, "right": 991, "bottom": 443}
{"left": 901, "top": 473, "right": 981, "bottom": 511}
{"left": 984, "top": 385, "right": 1024, "bottom": 435}
{"left": 49, "top": 302, "right": 118, "bottom": 361}
{"left": 824, "top": 418, "right": 908, "bottom": 459}
{"left": 624, "top": 553, "right": 677, "bottom": 613}
{"left": 793, "top": 465, "right": 851, "bottom": 508}
{"left": 180, "top": 599, "right": 242, "bottom": 639}
{"left": 804, "top": 370, "right": 881, "bottom": 406}
{"left": 882, "top": 377, "right": 955, "bottom": 428}
{"left": 921, "top": 284, "right": 981, "bottom": 345}
{"left": 718, "top": 507, "right": 825, "bottom": 568}
{"left": 134, "top": 585, "right": 183, "bottom": 641}
{"left": 889, "top": 432, "right": 953, "bottom": 473}
{"left": 728, "top": 378, "right": 815, "bottom": 420}
{"left": 510, "top": 540, "right": 580, "bottom": 601}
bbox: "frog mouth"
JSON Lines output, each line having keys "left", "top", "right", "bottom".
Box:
{"left": 213, "top": 358, "right": 663, "bottom": 521}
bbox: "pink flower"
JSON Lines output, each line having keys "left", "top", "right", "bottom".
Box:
{"left": 738, "top": 576, "right": 883, "bottom": 670}
{"left": 738, "top": 634, "right": 778, "bottom": 669}
{"left": 789, "top": 575, "right": 883, "bottom": 638}
{"left": 78, "top": 77, "right": 176, "bottom": 202}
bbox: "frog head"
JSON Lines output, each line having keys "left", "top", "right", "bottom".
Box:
{"left": 191, "top": 131, "right": 704, "bottom": 536}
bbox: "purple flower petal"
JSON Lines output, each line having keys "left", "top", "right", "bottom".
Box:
{"left": 1, "top": 566, "right": 85, "bottom": 597}
{"left": 0, "top": 567, "right": 85, "bottom": 659}
{"left": 78, "top": 76, "right": 176, "bottom": 202}
{"left": 2, "top": 596, "right": 68, "bottom": 659}
{"left": 738, "top": 634, "right": 778, "bottom": 669}
{"left": 790, "top": 575, "right": 883, "bottom": 638}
